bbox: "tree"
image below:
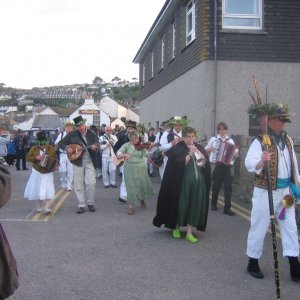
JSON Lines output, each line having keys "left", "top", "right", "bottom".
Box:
{"left": 92, "top": 76, "right": 104, "bottom": 85}
{"left": 111, "top": 76, "right": 121, "bottom": 83}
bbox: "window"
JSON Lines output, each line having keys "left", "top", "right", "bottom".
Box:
{"left": 172, "top": 21, "right": 176, "bottom": 59}
{"left": 142, "top": 63, "right": 145, "bottom": 86}
{"left": 161, "top": 36, "right": 165, "bottom": 69}
{"left": 151, "top": 50, "right": 154, "bottom": 78}
{"left": 222, "top": 0, "right": 262, "bottom": 30}
{"left": 186, "top": 0, "right": 195, "bottom": 45}
{"left": 93, "top": 115, "right": 100, "bottom": 126}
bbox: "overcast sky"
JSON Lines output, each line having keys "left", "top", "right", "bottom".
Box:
{"left": 0, "top": 0, "right": 165, "bottom": 89}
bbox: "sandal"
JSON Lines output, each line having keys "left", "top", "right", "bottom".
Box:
{"left": 186, "top": 233, "right": 198, "bottom": 243}
{"left": 128, "top": 208, "right": 135, "bottom": 215}
{"left": 140, "top": 200, "right": 147, "bottom": 209}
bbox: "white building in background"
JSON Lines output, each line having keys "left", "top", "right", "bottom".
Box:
{"left": 69, "top": 98, "right": 110, "bottom": 127}
{"left": 98, "top": 95, "right": 139, "bottom": 123}
{"left": 25, "top": 106, "right": 34, "bottom": 112}
{"left": 13, "top": 117, "right": 34, "bottom": 131}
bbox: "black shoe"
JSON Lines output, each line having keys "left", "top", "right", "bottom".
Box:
{"left": 110, "top": 184, "right": 117, "bottom": 188}
{"left": 104, "top": 185, "right": 109, "bottom": 188}
{"left": 16, "top": 169, "right": 21, "bottom": 171}
{"left": 118, "top": 198, "right": 127, "bottom": 203}
{"left": 211, "top": 204, "right": 218, "bottom": 211}
{"left": 23, "top": 168, "right": 29, "bottom": 170}
{"left": 247, "top": 258, "right": 264, "bottom": 279}
{"left": 288, "top": 256, "right": 300, "bottom": 282}
{"left": 88, "top": 205, "right": 96, "bottom": 212}
{"left": 224, "top": 210, "right": 235, "bottom": 216}
{"left": 76, "top": 207, "right": 85, "bottom": 214}
{"left": 149, "top": 173, "right": 154, "bottom": 177}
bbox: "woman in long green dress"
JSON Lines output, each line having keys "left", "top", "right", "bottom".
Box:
{"left": 153, "top": 127, "right": 211, "bottom": 243}
{"left": 117, "top": 131, "right": 154, "bottom": 215}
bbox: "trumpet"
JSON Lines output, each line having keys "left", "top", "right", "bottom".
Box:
{"left": 191, "top": 144, "right": 206, "bottom": 167}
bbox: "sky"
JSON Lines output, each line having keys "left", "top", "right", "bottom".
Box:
{"left": 0, "top": 0, "right": 166, "bottom": 89}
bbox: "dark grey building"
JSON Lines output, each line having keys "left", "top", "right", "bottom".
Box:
{"left": 133, "top": 0, "right": 300, "bottom": 137}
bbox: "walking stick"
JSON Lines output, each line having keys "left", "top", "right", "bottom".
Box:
{"left": 261, "top": 115, "right": 281, "bottom": 300}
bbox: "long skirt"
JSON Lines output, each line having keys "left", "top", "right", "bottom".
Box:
{"left": 124, "top": 161, "right": 154, "bottom": 205}
{"left": 177, "top": 161, "right": 207, "bottom": 228}
{"left": 24, "top": 168, "right": 55, "bottom": 200}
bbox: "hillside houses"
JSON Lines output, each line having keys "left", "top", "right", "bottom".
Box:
{"left": 12, "top": 96, "right": 139, "bottom": 134}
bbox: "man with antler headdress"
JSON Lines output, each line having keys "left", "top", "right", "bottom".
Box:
{"left": 245, "top": 78, "right": 300, "bottom": 283}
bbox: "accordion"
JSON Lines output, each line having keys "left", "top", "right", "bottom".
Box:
{"left": 216, "top": 141, "right": 238, "bottom": 166}
{"left": 39, "top": 154, "right": 57, "bottom": 171}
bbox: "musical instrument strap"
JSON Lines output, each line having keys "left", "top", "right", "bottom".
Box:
{"left": 77, "top": 130, "right": 88, "bottom": 147}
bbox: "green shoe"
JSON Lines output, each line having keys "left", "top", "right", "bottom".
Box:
{"left": 186, "top": 233, "right": 198, "bottom": 243}
{"left": 172, "top": 229, "right": 181, "bottom": 239}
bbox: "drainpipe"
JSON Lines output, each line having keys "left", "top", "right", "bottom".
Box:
{"left": 212, "top": 0, "right": 218, "bottom": 136}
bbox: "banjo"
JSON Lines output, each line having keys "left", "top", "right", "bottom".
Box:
{"left": 66, "top": 144, "right": 98, "bottom": 161}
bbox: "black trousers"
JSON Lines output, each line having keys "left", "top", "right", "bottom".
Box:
{"left": 211, "top": 163, "right": 232, "bottom": 211}
{"left": 16, "top": 148, "right": 27, "bottom": 170}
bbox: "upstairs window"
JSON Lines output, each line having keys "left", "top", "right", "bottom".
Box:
{"left": 161, "top": 36, "right": 165, "bottom": 69}
{"left": 186, "top": 0, "right": 195, "bottom": 45}
{"left": 172, "top": 21, "right": 176, "bottom": 59}
{"left": 222, "top": 0, "right": 262, "bottom": 30}
{"left": 151, "top": 50, "right": 154, "bottom": 78}
{"left": 142, "top": 63, "right": 145, "bottom": 86}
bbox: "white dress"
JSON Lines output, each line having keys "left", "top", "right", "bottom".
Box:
{"left": 24, "top": 149, "right": 55, "bottom": 201}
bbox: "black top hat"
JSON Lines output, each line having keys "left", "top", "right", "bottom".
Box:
{"left": 73, "top": 116, "right": 86, "bottom": 126}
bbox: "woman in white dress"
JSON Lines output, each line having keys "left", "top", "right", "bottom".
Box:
{"left": 24, "top": 131, "right": 57, "bottom": 215}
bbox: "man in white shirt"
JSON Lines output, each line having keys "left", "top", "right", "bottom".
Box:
{"left": 55, "top": 122, "right": 74, "bottom": 191}
{"left": 205, "top": 121, "right": 237, "bottom": 216}
{"left": 99, "top": 126, "right": 118, "bottom": 188}
{"left": 244, "top": 103, "right": 300, "bottom": 282}
{"left": 152, "top": 122, "right": 168, "bottom": 180}
{"left": 159, "top": 116, "right": 184, "bottom": 180}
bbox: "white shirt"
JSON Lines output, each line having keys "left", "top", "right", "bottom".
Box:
{"left": 159, "top": 130, "right": 182, "bottom": 152}
{"left": 205, "top": 134, "right": 235, "bottom": 163}
{"left": 54, "top": 131, "right": 67, "bottom": 153}
{"left": 245, "top": 137, "right": 300, "bottom": 183}
{"left": 100, "top": 134, "right": 118, "bottom": 157}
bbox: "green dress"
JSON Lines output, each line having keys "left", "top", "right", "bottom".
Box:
{"left": 119, "top": 142, "right": 154, "bottom": 205}
{"left": 177, "top": 159, "right": 207, "bottom": 228}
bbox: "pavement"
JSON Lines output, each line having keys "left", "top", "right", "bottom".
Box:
{"left": 0, "top": 166, "right": 299, "bottom": 300}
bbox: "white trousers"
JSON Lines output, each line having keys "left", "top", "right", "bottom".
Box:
{"left": 119, "top": 165, "right": 127, "bottom": 200}
{"left": 102, "top": 156, "right": 116, "bottom": 186}
{"left": 73, "top": 163, "right": 96, "bottom": 208}
{"left": 247, "top": 186, "right": 299, "bottom": 258}
{"left": 59, "top": 153, "right": 73, "bottom": 189}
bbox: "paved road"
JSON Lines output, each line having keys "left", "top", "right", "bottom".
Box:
{"left": 0, "top": 167, "right": 299, "bottom": 300}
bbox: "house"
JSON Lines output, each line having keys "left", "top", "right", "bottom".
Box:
{"left": 32, "top": 107, "right": 61, "bottom": 131}
{"left": 69, "top": 98, "right": 110, "bottom": 127}
{"left": 133, "top": 0, "right": 300, "bottom": 137}
{"left": 98, "top": 95, "right": 139, "bottom": 124}
{"left": 51, "top": 107, "right": 78, "bottom": 129}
